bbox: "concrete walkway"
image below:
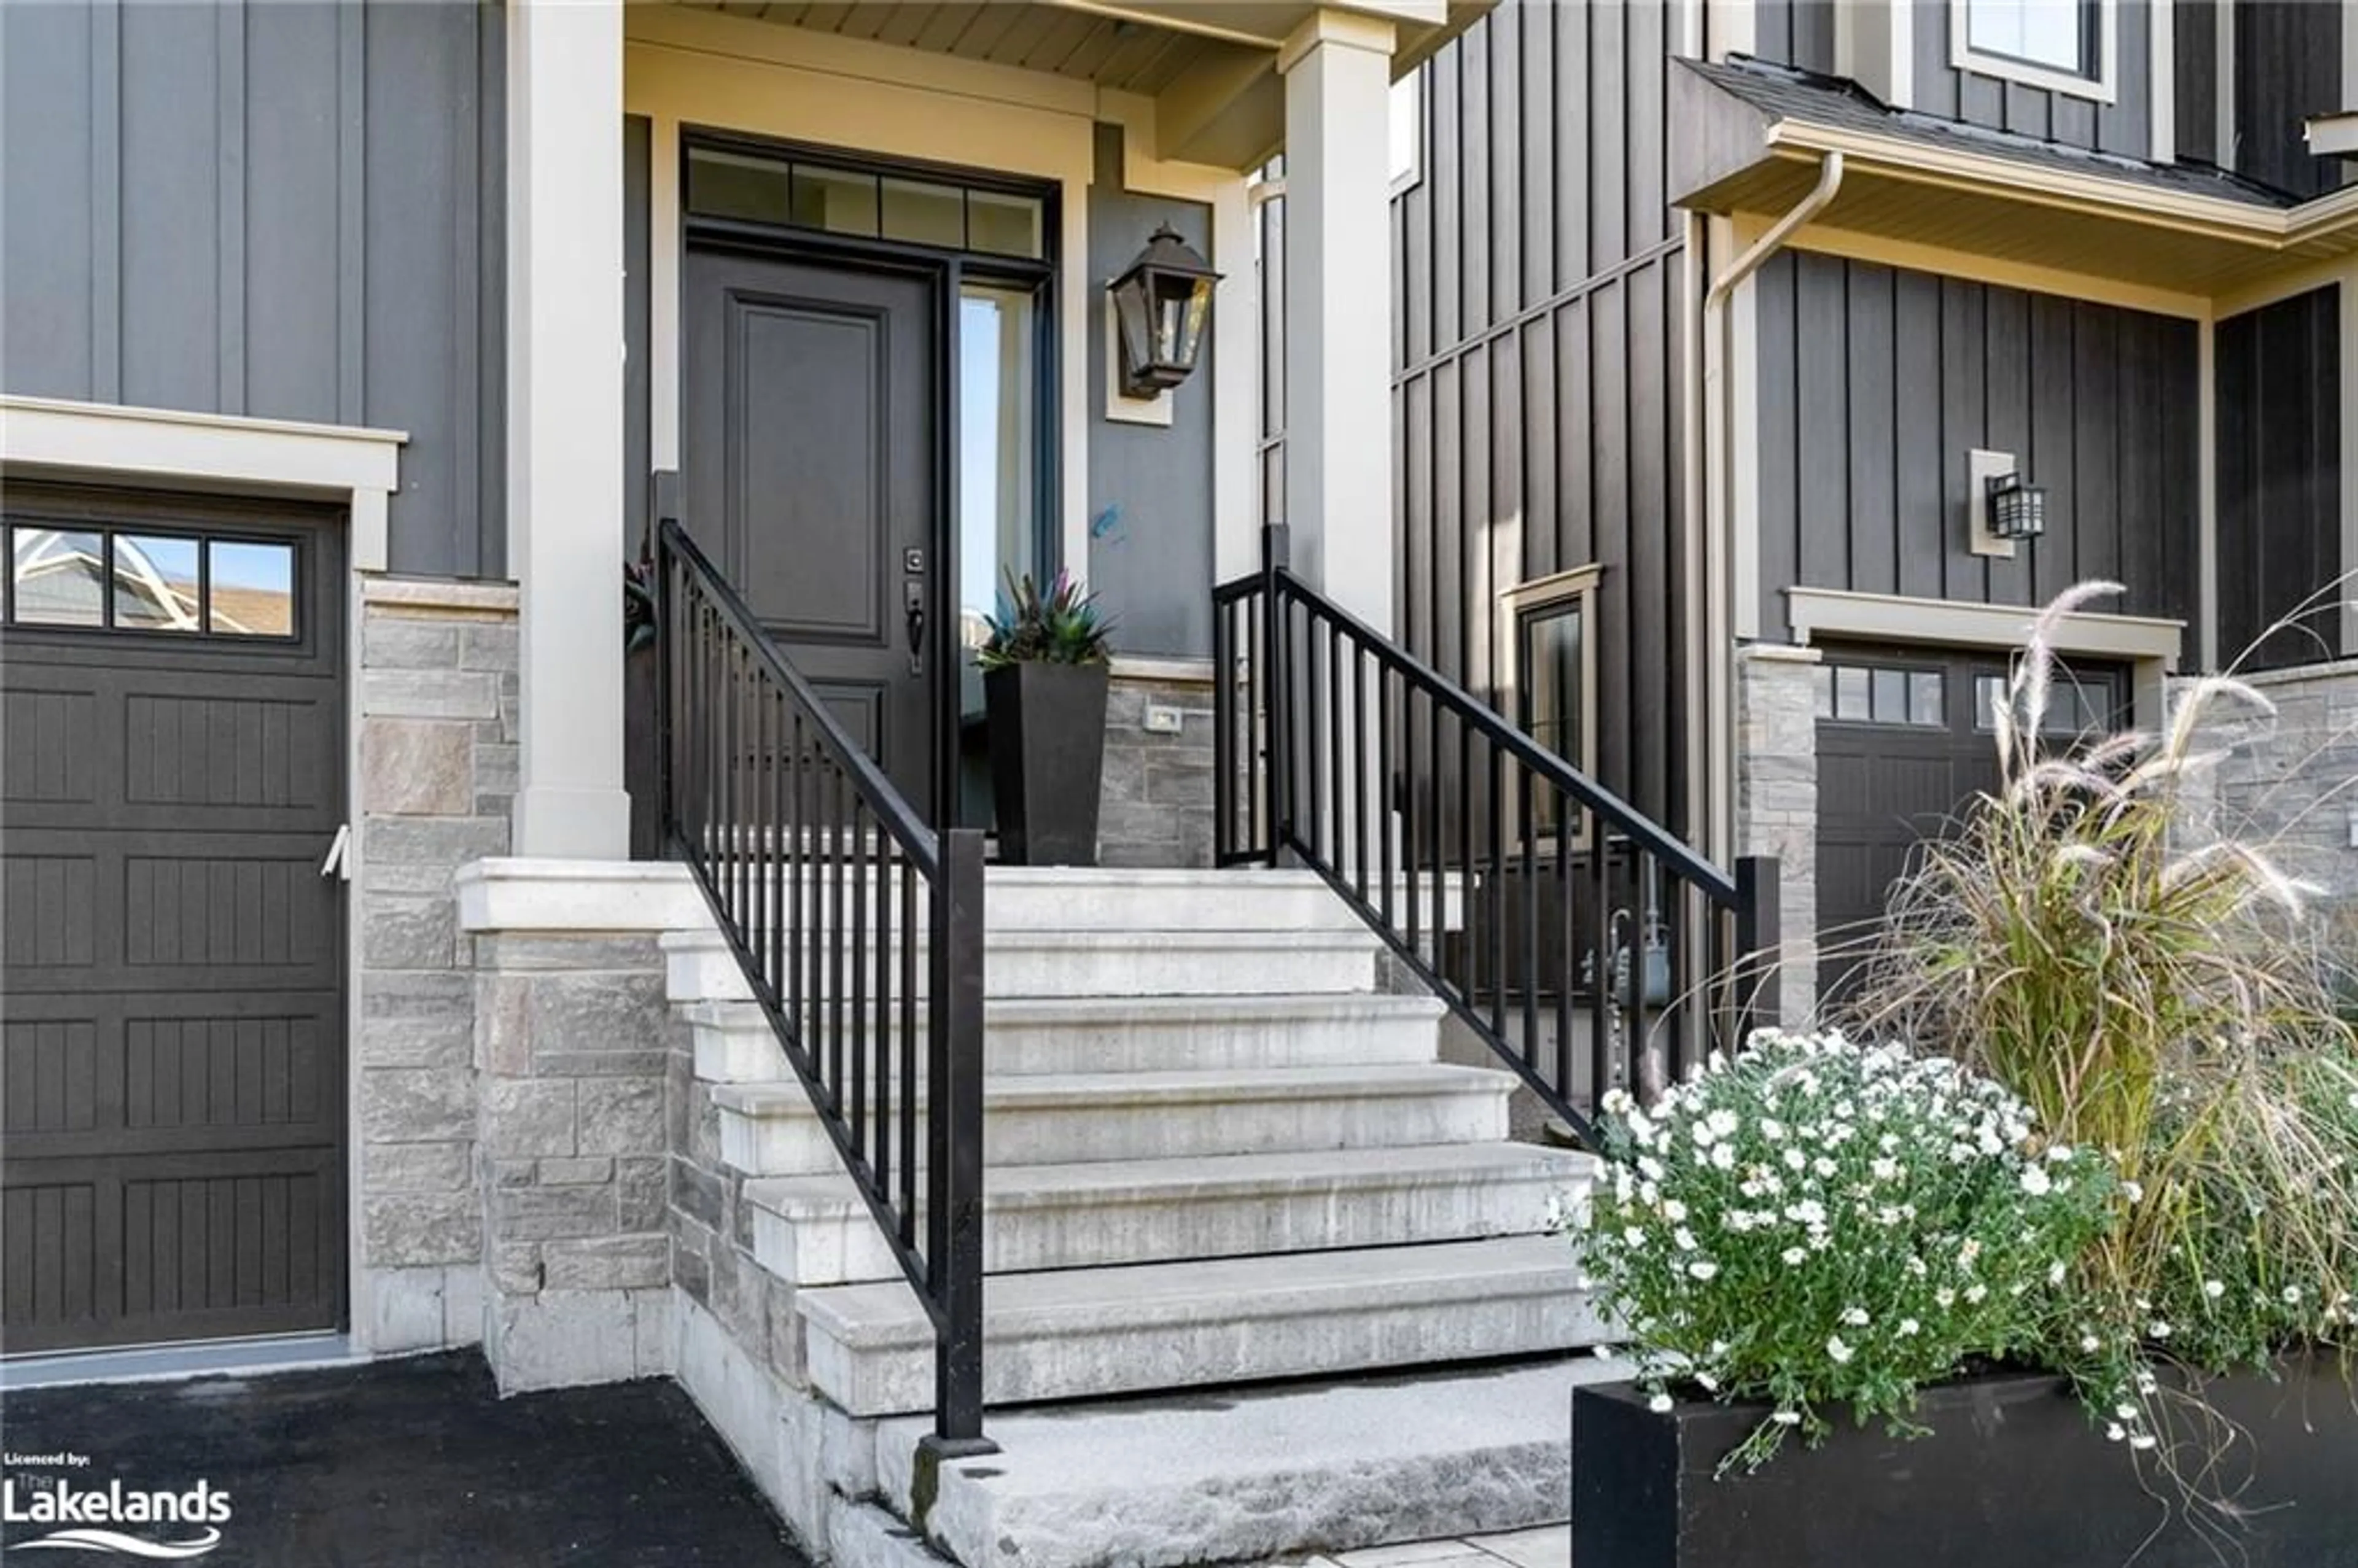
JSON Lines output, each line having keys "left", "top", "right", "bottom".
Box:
{"left": 0, "top": 1349, "right": 808, "bottom": 1566}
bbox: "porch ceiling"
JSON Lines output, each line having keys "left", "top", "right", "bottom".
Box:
{"left": 672, "top": 0, "right": 1489, "bottom": 169}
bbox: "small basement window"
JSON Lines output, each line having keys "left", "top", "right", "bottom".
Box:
{"left": 1503, "top": 564, "right": 1601, "bottom": 842}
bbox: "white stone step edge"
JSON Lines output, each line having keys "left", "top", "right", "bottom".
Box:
{"left": 743, "top": 1142, "right": 1596, "bottom": 1286}
{"left": 661, "top": 925, "right": 1381, "bottom": 1004}
{"left": 711, "top": 1063, "right": 1517, "bottom": 1177}
{"left": 874, "top": 1354, "right": 1636, "bottom": 1568}
{"left": 798, "top": 1234, "right": 1606, "bottom": 1417}
{"left": 712, "top": 1065, "right": 1509, "bottom": 1174}
{"left": 683, "top": 992, "right": 1448, "bottom": 1079}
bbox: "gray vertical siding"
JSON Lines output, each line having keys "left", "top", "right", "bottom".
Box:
{"left": 2217, "top": 288, "right": 2343, "bottom": 672}
{"left": 1393, "top": 0, "right": 1689, "bottom": 833}
{"left": 2232, "top": 2, "right": 2343, "bottom": 198}
{"left": 0, "top": 0, "right": 505, "bottom": 579}
{"left": 1753, "top": 251, "right": 2200, "bottom": 634}
{"left": 625, "top": 115, "right": 651, "bottom": 556}
{"left": 1088, "top": 126, "right": 1215, "bottom": 659}
{"left": 1908, "top": 0, "right": 2150, "bottom": 160}
{"left": 2173, "top": 0, "right": 2219, "bottom": 165}
{"left": 1745, "top": 1, "right": 2147, "bottom": 160}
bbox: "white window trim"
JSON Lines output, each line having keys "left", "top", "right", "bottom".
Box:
{"left": 0, "top": 395, "right": 405, "bottom": 572}
{"left": 1388, "top": 69, "right": 1424, "bottom": 196}
{"left": 1950, "top": 0, "right": 2119, "bottom": 106}
{"left": 1499, "top": 563, "right": 1603, "bottom": 850}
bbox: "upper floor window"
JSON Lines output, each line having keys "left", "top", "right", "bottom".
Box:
{"left": 1955, "top": 0, "right": 2115, "bottom": 102}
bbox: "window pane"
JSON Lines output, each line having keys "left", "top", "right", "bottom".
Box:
{"left": 790, "top": 164, "right": 880, "bottom": 237}
{"left": 1909, "top": 672, "right": 1944, "bottom": 727}
{"left": 968, "top": 189, "right": 1044, "bottom": 258}
{"left": 207, "top": 541, "right": 294, "bottom": 636}
{"left": 879, "top": 177, "right": 965, "bottom": 249}
{"left": 11, "top": 527, "right": 104, "bottom": 626}
{"left": 1872, "top": 668, "right": 1908, "bottom": 723}
{"left": 957, "top": 282, "right": 1041, "bottom": 825}
{"left": 1975, "top": 675, "right": 2009, "bottom": 731}
{"left": 686, "top": 147, "right": 794, "bottom": 224}
{"left": 1522, "top": 605, "right": 1584, "bottom": 767}
{"left": 1968, "top": 0, "right": 2087, "bottom": 71}
{"left": 1835, "top": 666, "right": 1872, "bottom": 721}
{"left": 1812, "top": 665, "right": 1834, "bottom": 719}
{"left": 113, "top": 535, "right": 201, "bottom": 630}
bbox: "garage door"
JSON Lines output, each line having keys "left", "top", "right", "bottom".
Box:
{"left": 2, "top": 487, "right": 347, "bottom": 1354}
{"left": 1814, "top": 645, "right": 2127, "bottom": 1009}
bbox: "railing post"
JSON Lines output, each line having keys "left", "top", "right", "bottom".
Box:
{"left": 652, "top": 475, "right": 680, "bottom": 852}
{"left": 924, "top": 826, "right": 995, "bottom": 1457}
{"left": 1732, "top": 855, "right": 1781, "bottom": 1047}
{"left": 1261, "top": 522, "right": 1291, "bottom": 863}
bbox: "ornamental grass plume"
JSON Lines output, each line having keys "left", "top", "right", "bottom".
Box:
{"left": 1845, "top": 582, "right": 2358, "bottom": 1440}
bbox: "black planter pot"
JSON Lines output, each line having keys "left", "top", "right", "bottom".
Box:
{"left": 984, "top": 662, "right": 1110, "bottom": 866}
{"left": 1573, "top": 1353, "right": 2357, "bottom": 1568}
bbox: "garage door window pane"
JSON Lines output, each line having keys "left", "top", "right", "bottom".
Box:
{"left": 1835, "top": 666, "right": 1872, "bottom": 720}
{"left": 11, "top": 528, "right": 104, "bottom": 627}
{"left": 113, "top": 535, "right": 202, "bottom": 631}
{"left": 207, "top": 541, "right": 295, "bottom": 637}
{"left": 1872, "top": 669, "right": 1909, "bottom": 723}
{"left": 1909, "top": 672, "right": 1944, "bottom": 727}
{"left": 1812, "top": 666, "right": 1834, "bottom": 718}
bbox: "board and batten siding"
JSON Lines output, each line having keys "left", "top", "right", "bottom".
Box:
{"left": 1749, "top": 0, "right": 2149, "bottom": 161}
{"left": 2216, "top": 287, "right": 2343, "bottom": 672}
{"left": 1753, "top": 251, "right": 2200, "bottom": 636}
{"left": 0, "top": 0, "right": 505, "bottom": 579}
{"left": 1391, "top": 0, "right": 1691, "bottom": 835}
{"left": 2228, "top": 2, "right": 2344, "bottom": 200}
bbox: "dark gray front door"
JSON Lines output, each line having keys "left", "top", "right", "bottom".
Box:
{"left": 685, "top": 246, "right": 941, "bottom": 813}
{"left": 1814, "top": 646, "right": 2127, "bottom": 1008}
{"left": 1, "top": 490, "right": 348, "bottom": 1354}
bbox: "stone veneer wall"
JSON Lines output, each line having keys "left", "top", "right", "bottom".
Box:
{"left": 1735, "top": 645, "right": 1820, "bottom": 1026}
{"left": 354, "top": 577, "right": 517, "bottom": 1351}
{"left": 1099, "top": 660, "right": 1217, "bottom": 867}
{"left": 474, "top": 929, "right": 675, "bottom": 1389}
{"left": 2190, "top": 659, "right": 2358, "bottom": 901}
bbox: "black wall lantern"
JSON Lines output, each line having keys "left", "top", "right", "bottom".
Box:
{"left": 1985, "top": 471, "right": 2047, "bottom": 541}
{"left": 1109, "top": 225, "right": 1220, "bottom": 398}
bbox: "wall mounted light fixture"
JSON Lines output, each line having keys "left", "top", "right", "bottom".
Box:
{"left": 1108, "top": 225, "right": 1220, "bottom": 398}
{"left": 1968, "top": 448, "right": 2043, "bottom": 558}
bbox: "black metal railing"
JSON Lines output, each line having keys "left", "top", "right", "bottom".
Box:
{"left": 656, "top": 518, "right": 992, "bottom": 1456}
{"left": 1215, "top": 524, "right": 1778, "bottom": 1143}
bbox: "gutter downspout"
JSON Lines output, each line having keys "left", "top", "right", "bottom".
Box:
{"left": 1685, "top": 148, "right": 1842, "bottom": 918}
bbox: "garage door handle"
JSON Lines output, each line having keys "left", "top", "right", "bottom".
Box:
{"left": 320, "top": 823, "right": 352, "bottom": 882}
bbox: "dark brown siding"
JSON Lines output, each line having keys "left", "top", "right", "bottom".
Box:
{"left": 2217, "top": 288, "right": 2344, "bottom": 671}
{"left": 1393, "top": 0, "right": 1691, "bottom": 834}
{"left": 1753, "top": 251, "right": 2200, "bottom": 634}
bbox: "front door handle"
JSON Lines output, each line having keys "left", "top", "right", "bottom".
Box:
{"left": 904, "top": 581, "right": 926, "bottom": 677}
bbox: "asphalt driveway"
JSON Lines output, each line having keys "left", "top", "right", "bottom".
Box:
{"left": 0, "top": 1349, "right": 811, "bottom": 1566}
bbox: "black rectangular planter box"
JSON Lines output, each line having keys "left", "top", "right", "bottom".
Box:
{"left": 984, "top": 662, "right": 1108, "bottom": 867}
{"left": 1573, "top": 1353, "right": 2358, "bottom": 1568}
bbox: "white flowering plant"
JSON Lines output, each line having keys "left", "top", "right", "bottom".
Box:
{"left": 1573, "top": 1028, "right": 2117, "bottom": 1471}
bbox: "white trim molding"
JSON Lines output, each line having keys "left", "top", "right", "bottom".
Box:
{"left": 1950, "top": 0, "right": 2119, "bottom": 105}
{"left": 1785, "top": 587, "right": 2183, "bottom": 667}
{"left": 0, "top": 395, "right": 405, "bottom": 572}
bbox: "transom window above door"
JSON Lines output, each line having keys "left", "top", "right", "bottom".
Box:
{"left": 687, "top": 146, "right": 1046, "bottom": 260}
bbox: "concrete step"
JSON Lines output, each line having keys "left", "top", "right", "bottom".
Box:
{"left": 743, "top": 1142, "right": 1593, "bottom": 1286}
{"left": 661, "top": 925, "right": 1379, "bottom": 1005}
{"left": 684, "top": 993, "right": 1446, "bottom": 1081}
{"left": 875, "top": 1356, "right": 1630, "bottom": 1568}
{"left": 713, "top": 1064, "right": 1515, "bottom": 1176}
{"left": 684, "top": 865, "right": 1431, "bottom": 936}
{"left": 799, "top": 1235, "right": 1605, "bottom": 1416}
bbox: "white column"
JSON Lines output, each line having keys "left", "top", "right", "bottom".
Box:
{"left": 1279, "top": 9, "right": 1396, "bottom": 634}
{"left": 507, "top": 0, "right": 629, "bottom": 859}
